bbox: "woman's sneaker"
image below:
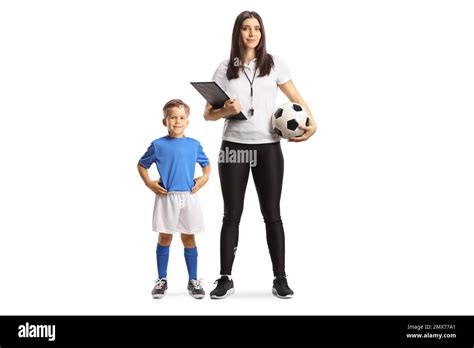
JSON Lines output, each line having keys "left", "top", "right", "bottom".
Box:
{"left": 188, "top": 279, "right": 205, "bottom": 299}
{"left": 210, "top": 276, "right": 234, "bottom": 299}
{"left": 272, "top": 276, "right": 294, "bottom": 299}
{"left": 151, "top": 278, "right": 168, "bottom": 299}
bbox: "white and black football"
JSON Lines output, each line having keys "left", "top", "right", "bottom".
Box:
{"left": 272, "top": 102, "right": 309, "bottom": 139}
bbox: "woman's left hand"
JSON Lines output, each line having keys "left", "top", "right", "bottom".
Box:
{"left": 288, "top": 123, "right": 317, "bottom": 142}
{"left": 278, "top": 80, "right": 317, "bottom": 142}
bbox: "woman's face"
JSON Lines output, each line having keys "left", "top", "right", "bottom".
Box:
{"left": 240, "top": 17, "right": 261, "bottom": 50}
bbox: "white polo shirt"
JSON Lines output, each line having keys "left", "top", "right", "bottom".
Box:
{"left": 212, "top": 55, "right": 291, "bottom": 144}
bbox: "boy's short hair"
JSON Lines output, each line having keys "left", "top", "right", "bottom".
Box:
{"left": 162, "top": 99, "right": 190, "bottom": 118}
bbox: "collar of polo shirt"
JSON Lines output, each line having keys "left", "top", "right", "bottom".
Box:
{"left": 243, "top": 58, "right": 257, "bottom": 68}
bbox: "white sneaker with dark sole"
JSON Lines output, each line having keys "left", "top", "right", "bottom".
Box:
{"left": 188, "top": 279, "right": 205, "bottom": 299}
{"left": 151, "top": 279, "right": 168, "bottom": 299}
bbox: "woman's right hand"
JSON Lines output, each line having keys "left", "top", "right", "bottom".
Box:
{"left": 146, "top": 180, "right": 168, "bottom": 196}
{"left": 223, "top": 98, "right": 242, "bottom": 116}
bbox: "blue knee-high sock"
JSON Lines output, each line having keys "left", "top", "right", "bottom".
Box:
{"left": 156, "top": 244, "right": 170, "bottom": 279}
{"left": 184, "top": 247, "right": 198, "bottom": 281}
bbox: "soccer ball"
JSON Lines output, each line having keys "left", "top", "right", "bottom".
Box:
{"left": 272, "top": 102, "right": 309, "bottom": 139}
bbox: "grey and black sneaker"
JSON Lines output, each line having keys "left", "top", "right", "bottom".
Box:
{"left": 210, "top": 275, "right": 234, "bottom": 299}
{"left": 151, "top": 278, "right": 168, "bottom": 299}
{"left": 187, "top": 279, "right": 205, "bottom": 299}
{"left": 272, "top": 276, "right": 294, "bottom": 299}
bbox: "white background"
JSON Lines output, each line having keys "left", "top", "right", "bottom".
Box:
{"left": 1, "top": 0, "right": 473, "bottom": 315}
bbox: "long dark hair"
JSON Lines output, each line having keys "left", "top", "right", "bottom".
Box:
{"left": 226, "top": 11, "right": 274, "bottom": 80}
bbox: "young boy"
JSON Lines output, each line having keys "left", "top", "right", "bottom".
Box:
{"left": 137, "top": 99, "right": 210, "bottom": 299}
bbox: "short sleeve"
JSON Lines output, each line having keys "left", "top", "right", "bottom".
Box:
{"left": 138, "top": 143, "right": 156, "bottom": 169}
{"left": 274, "top": 56, "right": 291, "bottom": 85}
{"left": 196, "top": 142, "right": 210, "bottom": 168}
{"left": 212, "top": 60, "right": 229, "bottom": 91}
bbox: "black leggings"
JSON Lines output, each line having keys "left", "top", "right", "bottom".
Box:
{"left": 218, "top": 140, "right": 286, "bottom": 277}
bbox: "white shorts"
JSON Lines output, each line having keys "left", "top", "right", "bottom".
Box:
{"left": 152, "top": 192, "right": 205, "bottom": 234}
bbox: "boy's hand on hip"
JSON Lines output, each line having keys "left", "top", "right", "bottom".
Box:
{"left": 147, "top": 180, "right": 167, "bottom": 196}
{"left": 192, "top": 175, "right": 209, "bottom": 194}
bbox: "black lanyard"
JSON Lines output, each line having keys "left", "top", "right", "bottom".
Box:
{"left": 243, "top": 68, "right": 257, "bottom": 116}
{"left": 243, "top": 68, "right": 257, "bottom": 97}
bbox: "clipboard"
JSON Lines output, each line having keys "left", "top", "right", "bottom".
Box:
{"left": 190, "top": 82, "right": 247, "bottom": 120}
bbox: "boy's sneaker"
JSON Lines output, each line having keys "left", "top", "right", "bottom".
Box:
{"left": 210, "top": 275, "right": 234, "bottom": 299}
{"left": 187, "top": 279, "right": 205, "bottom": 299}
{"left": 151, "top": 278, "right": 168, "bottom": 299}
{"left": 272, "top": 276, "right": 294, "bottom": 299}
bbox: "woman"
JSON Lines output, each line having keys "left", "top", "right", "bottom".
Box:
{"left": 204, "top": 11, "right": 316, "bottom": 299}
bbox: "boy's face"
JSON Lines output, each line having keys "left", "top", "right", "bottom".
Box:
{"left": 163, "top": 106, "right": 189, "bottom": 138}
